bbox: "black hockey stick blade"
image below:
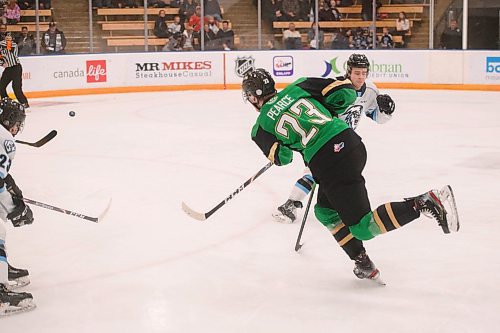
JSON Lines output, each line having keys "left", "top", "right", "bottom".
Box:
{"left": 16, "top": 130, "right": 57, "bottom": 148}
{"left": 21, "top": 197, "right": 112, "bottom": 223}
{"left": 295, "top": 184, "right": 316, "bottom": 252}
{"left": 182, "top": 161, "right": 273, "bottom": 222}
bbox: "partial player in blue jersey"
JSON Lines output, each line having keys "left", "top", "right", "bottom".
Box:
{"left": 0, "top": 98, "right": 36, "bottom": 317}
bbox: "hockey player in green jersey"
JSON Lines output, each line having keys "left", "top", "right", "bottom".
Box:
{"left": 243, "top": 68, "right": 460, "bottom": 283}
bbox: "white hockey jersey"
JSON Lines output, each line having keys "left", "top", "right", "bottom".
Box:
{"left": 0, "top": 125, "right": 17, "bottom": 222}
{"left": 339, "top": 80, "right": 392, "bottom": 130}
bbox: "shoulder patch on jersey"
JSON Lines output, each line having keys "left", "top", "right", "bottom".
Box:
{"left": 4, "top": 140, "right": 16, "bottom": 154}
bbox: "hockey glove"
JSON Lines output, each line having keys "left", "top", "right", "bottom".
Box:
{"left": 376, "top": 94, "right": 395, "bottom": 115}
{"left": 7, "top": 200, "right": 34, "bottom": 227}
{"left": 4, "top": 174, "right": 23, "bottom": 198}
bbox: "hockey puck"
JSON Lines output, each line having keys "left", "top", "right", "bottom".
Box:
{"left": 69, "top": 111, "right": 76, "bottom": 117}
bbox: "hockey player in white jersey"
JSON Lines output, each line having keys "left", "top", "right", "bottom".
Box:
{"left": 273, "top": 53, "right": 395, "bottom": 224}
{"left": 0, "top": 98, "right": 36, "bottom": 317}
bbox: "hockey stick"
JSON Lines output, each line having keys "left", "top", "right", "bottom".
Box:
{"left": 21, "top": 197, "right": 112, "bottom": 223}
{"left": 16, "top": 130, "right": 57, "bottom": 148}
{"left": 295, "top": 183, "right": 316, "bottom": 252}
{"left": 182, "top": 161, "right": 273, "bottom": 221}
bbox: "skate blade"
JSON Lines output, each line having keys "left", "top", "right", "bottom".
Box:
{"left": 439, "top": 185, "right": 460, "bottom": 232}
{"left": 272, "top": 213, "right": 294, "bottom": 224}
{"left": 0, "top": 300, "right": 36, "bottom": 317}
{"left": 368, "top": 270, "right": 386, "bottom": 286}
{"left": 7, "top": 277, "right": 30, "bottom": 290}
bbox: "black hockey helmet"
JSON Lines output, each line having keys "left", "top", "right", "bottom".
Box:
{"left": 346, "top": 53, "right": 370, "bottom": 76}
{"left": 242, "top": 68, "right": 276, "bottom": 102}
{"left": 0, "top": 98, "right": 26, "bottom": 133}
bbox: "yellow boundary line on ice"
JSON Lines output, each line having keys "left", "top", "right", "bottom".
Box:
{"left": 16, "top": 82, "right": 500, "bottom": 99}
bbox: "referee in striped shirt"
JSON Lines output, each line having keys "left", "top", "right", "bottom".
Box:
{"left": 0, "top": 33, "right": 29, "bottom": 109}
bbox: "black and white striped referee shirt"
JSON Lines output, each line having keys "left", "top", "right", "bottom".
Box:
{"left": 0, "top": 39, "right": 20, "bottom": 68}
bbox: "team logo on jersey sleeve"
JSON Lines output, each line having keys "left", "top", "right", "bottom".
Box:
{"left": 333, "top": 142, "right": 344, "bottom": 153}
{"left": 235, "top": 56, "right": 255, "bottom": 78}
{"left": 4, "top": 140, "right": 15, "bottom": 154}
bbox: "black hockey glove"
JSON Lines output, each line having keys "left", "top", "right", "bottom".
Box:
{"left": 376, "top": 94, "right": 395, "bottom": 115}
{"left": 4, "top": 174, "right": 23, "bottom": 198}
{"left": 7, "top": 200, "right": 34, "bottom": 227}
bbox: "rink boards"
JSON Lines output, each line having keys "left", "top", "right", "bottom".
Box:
{"left": 9, "top": 50, "right": 500, "bottom": 97}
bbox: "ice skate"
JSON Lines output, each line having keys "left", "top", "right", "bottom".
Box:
{"left": 272, "top": 199, "right": 303, "bottom": 224}
{"left": 0, "top": 283, "right": 36, "bottom": 317}
{"left": 353, "top": 251, "right": 386, "bottom": 286}
{"left": 8, "top": 264, "right": 30, "bottom": 289}
{"left": 408, "top": 185, "right": 460, "bottom": 234}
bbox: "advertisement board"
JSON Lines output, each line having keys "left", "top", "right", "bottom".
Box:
{"left": 224, "top": 50, "right": 431, "bottom": 86}
{"left": 4, "top": 50, "right": 498, "bottom": 97}
{"left": 463, "top": 51, "right": 500, "bottom": 84}
{"left": 17, "top": 52, "right": 224, "bottom": 92}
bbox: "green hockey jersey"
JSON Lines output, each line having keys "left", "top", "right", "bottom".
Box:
{"left": 251, "top": 77, "right": 356, "bottom": 165}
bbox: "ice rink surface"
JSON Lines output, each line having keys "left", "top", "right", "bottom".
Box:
{"left": 2, "top": 88, "right": 500, "bottom": 332}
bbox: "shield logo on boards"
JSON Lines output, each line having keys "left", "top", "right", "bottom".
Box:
{"left": 235, "top": 56, "right": 255, "bottom": 78}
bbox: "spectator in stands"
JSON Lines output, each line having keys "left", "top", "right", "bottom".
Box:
{"left": 39, "top": 0, "right": 50, "bottom": 9}
{"left": 307, "top": 22, "right": 324, "bottom": 49}
{"left": 148, "top": 0, "right": 167, "bottom": 8}
{"left": 119, "top": 0, "right": 140, "bottom": 8}
{"left": 154, "top": 9, "right": 170, "bottom": 38}
{"left": 182, "top": 24, "right": 197, "bottom": 50}
{"left": 204, "top": 0, "right": 222, "bottom": 21}
{"left": 379, "top": 27, "right": 394, "bottom": 49}
{"left": 283, "top": 22, "right": 302, "bottom": 49}
{"left": 391, "top": 11, "right": 410, "bottom": 47}
{"left": 41, "top": 21, "right": 66, "bottom": 55}
{"left": 18, "top": 1, "right": 32, "bottom": 10}
{"left": 2, "top": 0, "right": 21, "bottom": 25}
{"left": 350, "top": 27, "right": 370, "bottom": 49}
{"left": 266, "top": 39, "right": 276, "bottom": 50}
{"left": 298, "top": 0, "right": 312, "bottom": 21}
{"left": 94, "top": 0, "right": 112, "bottom": 8}
{"left": 179, "top": 0, "right": 198, "bottom": 25}
{"left": 202, "top": 22, "right": 218, "bottom": 50}
{"left": 163, "top": 32, "right": 184, "bottom": 51}
{"left": 15, "top": 26, "right": 34, "bottom": 55}
{"left": 331, "top": 28, "right": 351, "bottom": 49}
{"left": 207, "top": 15, "right": 219, "bottom": 35}
{"left": 188, "top": 5, "right": 203, "bottom": 32}
{"left": 282, "top": 0, "right": 300, "bottom": 21}
{"left": 272, "top": 0, "right": 286, "bottom": 22}
{"left": 440, "top": 19, "right": 461, "bottom": 50}
{"left": 361, "top": 0, "right": 381, "bottom": 21}
{"left": 319, "top": 0, "right": 341, "bottom": 21}
{"left": 216, "top": 20, "right": 234, "bottom": 50}
{"left": 0, "top": 23, "right": 7, "bottom": 41}
{"left": 168, "top": 15, "right": 184, "bottom": 36}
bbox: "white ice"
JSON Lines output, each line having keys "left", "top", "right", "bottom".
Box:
{"left": 2, "top": 88, "right": 500, "bottom": 332}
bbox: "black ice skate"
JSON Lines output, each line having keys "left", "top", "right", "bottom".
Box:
{"left": 272, "top": 199, "right": 303, "bottom": 224}
{"left": 353, "top": 251, "right": 385, "bottom": 286}
{"left": 8, "top": 264, "right": 30, "bottom": 289}
{"left": 0, "top": 283, "right": 36, "bottom": 317}
{"left": 408, "top": 185, "right": 460, "bottom": 234}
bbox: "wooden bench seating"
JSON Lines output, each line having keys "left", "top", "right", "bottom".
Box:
{"left": 20, "top": 9, "right": 52, "bottom": 20}
{"left": 6, "top": 22, "right": 51, "bottom": 32}
{"left": 273, "top": 20, "right": 414, "bottom": 30}
{"left": 97, "top": 7, "right": 179, "bottom": 21}
{"left": 107, "top": 35, "right": 240, "bottom": 51}
{"left": 338, "top": 5, "right": 425, "bottom": 19}
{"left": 275, "top": 32, "right": 403, "bottom": 47}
